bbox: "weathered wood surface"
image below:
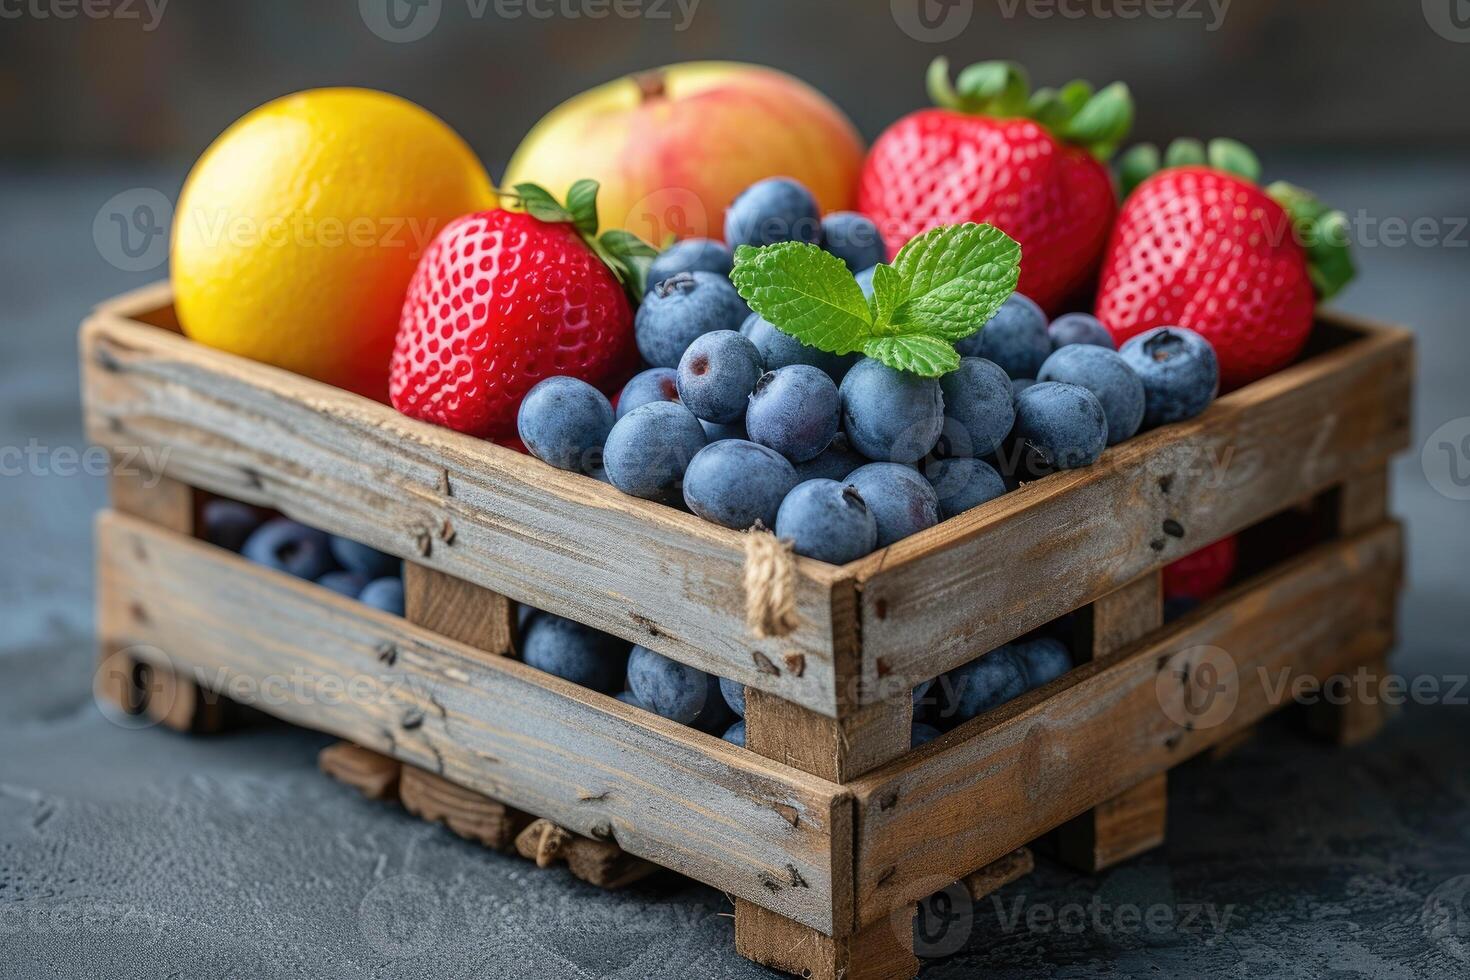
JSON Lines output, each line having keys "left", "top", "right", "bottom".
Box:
{"left": 403, "top": 562, "right": 518, "bottom": 656}
{"left": 319, "top": 741, "right": 401, "bottom": 800}
{"left": 82, "top": 299, "right": 852, "bottom": 716}
{"left": 513, "top": 818, "right": 660, "bottom": 889}
{"left": 849, "top": 315, "right": 1413, "bottom": 700}
{"left": 961, "top": 847, "right": 1034, "bottom": 901}
{"left": 96, "top": 511, "right": 851, "bottom": 933}
{"left": 399, "top": 762, "right": 531, "bottom": 850}
{"left": 848, "top": 522, "right": 1403, "bottom": 926}
{"left": 734, "top": 901, "right": 917, "bottom": 980}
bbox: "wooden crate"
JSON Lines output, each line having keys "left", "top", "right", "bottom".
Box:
{"left": 85, "top": 283, "right": 1412, "bottom": 979}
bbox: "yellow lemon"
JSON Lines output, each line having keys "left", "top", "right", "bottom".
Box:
{"left": 171, "top": 88, "right": 494, "bottom": 399}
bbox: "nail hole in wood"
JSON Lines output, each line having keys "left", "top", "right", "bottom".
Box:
{"left": 1150, "top": 538, "right": 1167, "bottom": 552}
{"left": 376, "top": 642, "right": 398, "bottom": 666}
{"left": 874, "top": 598, "right": 889, "bottom": 620}
{"left": 400, "top": 709, "right": 425, "bottom": 730}
{"left": 128, "top": 601, "right": 148, "bottom": 624}
{"left": 751, "top": 651, "right": 780, "bottom": 676}
{"left": 1163, "top": 519, "right": 1185, "bottom": 538}
{"left": 1158, "top": 474, "right": 1174, "bottom": 494}
{"left": 783, "top": 654, "right": 805, "bottom": 677}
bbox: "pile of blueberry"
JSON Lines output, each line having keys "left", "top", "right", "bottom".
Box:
{"left": 517, "top": 176, "right": 1221, "bottom": 565}
{"left": 201, "top": 499, "right": 406, "bottom": 615}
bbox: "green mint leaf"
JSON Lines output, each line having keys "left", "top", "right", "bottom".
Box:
{"left": 511, "top": 182, "right": 574, "bottom": 224}
{"left": 888, "top": 223, "right": 1021, "bottom": 341}
{"left": 863, "top": 335, "right": 960, "bottom": 377}
{"left": 869, "top": 264, "right": 906, "bottom": 331}
{"left": 566, "top": 179, "right": 601, "bottom": 236}
{"left": 730, "top": 243, "right": 873, "bottom": 355}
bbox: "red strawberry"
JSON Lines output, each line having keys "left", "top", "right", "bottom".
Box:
{"left": 390, "top": 182, "right": 651, "bottom": 439}
{"left": 1095, "top": 139, "right": 1355, "bottom": 390}
{"left": 858, "top": 59, "right": 1132, "bottom": 312}
{"left": 1163, "top": 534, "right": 1239, "bottom": 603}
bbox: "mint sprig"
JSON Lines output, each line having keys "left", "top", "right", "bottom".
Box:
{"left": 730, "top": 222, "right": 1021, "bottom": 378}
{"left": 505, "top": 180, "right": 657, "bottom": 302}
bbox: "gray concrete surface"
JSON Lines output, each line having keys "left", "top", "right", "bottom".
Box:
{"left": 1, "top": 158, "right": 1467, "bottom": 978}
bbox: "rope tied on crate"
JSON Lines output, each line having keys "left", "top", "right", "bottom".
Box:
{"left": 743, "top": 523, "right": 799, "bottom": 639}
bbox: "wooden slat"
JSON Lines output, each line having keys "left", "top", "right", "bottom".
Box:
{"left": 399, "top": 763, "right": 531, "bottom": 850}
{"left": 319, "top": 742, "right": 401, "bottom": 800}
{"left": 403, "top": 562, "right": 517, "bottom": 658}
{"left": 962, "top": 847, "right": 1034, "bottom": 901}
{"left": 82, "top": 309, "right": 850, "bottom": 716}
{"left": 735, "top": 901, "right": 917, "bottom": 980}
{"left": 847, "top": 522, "right": 1403, "bottom": 927}
{"left": 849, "top": 315, "right": 1412, "bottom": 699}
{"left": 95, "top": 511, "right": 851, "bottom": 933}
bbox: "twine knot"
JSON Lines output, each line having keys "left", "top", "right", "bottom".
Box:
{"left": 743, "top": 523, "right": 799, "bottom": 639}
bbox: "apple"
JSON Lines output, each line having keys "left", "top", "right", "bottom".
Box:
{"left": 503, "top": 62, "right": 864, "bottom": 244}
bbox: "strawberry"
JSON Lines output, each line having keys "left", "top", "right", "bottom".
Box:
{"left": 858, "top": 59, "right": 1133, "bottom": 313}
{"left": 1163, "top": 534, "right": 1238, "bottom": 603}
{"left": 1095, "top": 139, "right": 1355, "bottom": 390}
{"left": 390, "top": 181, "right": 651, "bottom": 439}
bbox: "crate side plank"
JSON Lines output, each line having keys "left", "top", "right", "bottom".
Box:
{"left": 849, "top": 523, "right": 1402, "bottom": 926}
{"left": 95, "top": 512, "right": 850, "bottom": 933}
{"left": 81, "top": 312, "right": 847, "bottom": 716}
{"left": 853, "top": 319, "right": 1412, "bottom": 695}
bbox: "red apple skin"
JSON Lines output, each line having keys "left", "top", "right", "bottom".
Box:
{"left": 502, "top": 62, "right": 865, "bottom": 244}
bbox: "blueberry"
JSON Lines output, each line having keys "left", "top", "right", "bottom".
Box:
{"left": 648, "top": 237, "right": 733, "bottom": 283}
{"left": 1038, "top": 345, "right": 1145, "bottom": 446}
{"left": 615, "top": 690, "right": 646, "bottom": 709}
{"left": 635, "top": 271, "right": 751, "bottom": 368}
{"left": 1048, "top": 312, "right": 1115, "bottom": 350}
{"left": 775, "top": 479, "right": 879, "bottom": 563}
{"left": 627, "top": 645, "right": 731, "bottom": 730}
{"left": 328, "top": 536, "right": 401, "bottom": 579}
{"left": 243, "top": 519, "right": 337, "bottom": 580}
{"left": 603, "top": 401, "right": 707, "bottom": 502}
{"left": 682, "top": 440, "right": 798, "bottom": 531}
{"left": 617, "top": 367, "right": 681, "bottom": 419}
{"left": 742, "top": 313, "right": 853, "bottom": 379}
{"left": 700, "top": 418, "right": 747, "bottom": 443}
{"left": 676, "top": 330, "right": 764, "bottom": 424}
{"left": 746, "top": 366, "right": 841, "bottom": 463}
{"left": 1013, "top": 637, "right": 1072, "bottom": 688}
{"left": 923, "top": 457, "right": 1007, "bottom": 520}
{"left": 820, "top": 212, "right": 886, "bottom": 272}
{"left": 854, "top": 265, "right": 877, "bottom": 299}
{"left": 1011, "top": 378, "right": 1037, "bottom": 398}
{"left": 958, "top": 293, "right": 1050, "bottom": 379}
{"left": 839, "top": 358, "right": 945, "bottom": 464}
{"left": 845, "top": 463, "right": 940, "bottom": 547}
{"left": 522, "top": 614, "right": 629, "bottom": 694}
{"left": 516, "top": 376, "right": 615, "bottom": 473}
{"left": 201, "top": 499, "right": 265, "bottom": 553}
{"left": 722, "top": 719, "right": 747, "bottom": 747}
{"left": 1119, "top": 326, "right": 1220, "bottom": 427}
{"left": 718, "top": 676, "right": 746, "bottom": 717}
{"left": 913, "top": 678, "right": 935, "bottom": 708}
{"left": 792, "top": 431, "right": 866, "bottom": 483}
{"left": 359, "top": 577, "right": 405, "bottom": 616}
{"left": 938, "top": 647, "right": 1028, "bottom": 725}
{"left": 517, "top": 604, "right": 540, "bottom": 631}
{"left": 317, "top": 570, "right": 368, "bottom": 598}
{"left": 911, "top": 722, "right": 942, "bottom": 749}
{"left": 725, "top": 177, "right": 822, "bottom": 248}
{"left": 937, "top": 358, "right": 1014, "bottom": 458}
{"left": 1012, "top": 382, "right": 1109, "bottom": 470}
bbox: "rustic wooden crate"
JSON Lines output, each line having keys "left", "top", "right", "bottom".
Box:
{"left": 85, "top": 283, "right": 1411, "bottom": 979}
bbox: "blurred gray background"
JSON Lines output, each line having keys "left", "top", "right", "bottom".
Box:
{"left": 2, "top": 2, "right": 1469, "bottom": 978}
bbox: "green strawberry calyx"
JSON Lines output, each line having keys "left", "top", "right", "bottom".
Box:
{"left": 925, "top": 57, "right": 1134, "bottom": 161}
{"left": 1117, "top": 138, "right": 1356, "bottom": 301}
{"left": 730, "top": 222, "right": 1022, "bottom": 378}
{"left": 500, "top": 180, "right": 658, "bottom": 302}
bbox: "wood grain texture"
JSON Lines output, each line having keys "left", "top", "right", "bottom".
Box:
{"left": 82, "top": 307, "right": 850, "bottom": 716}
{"left": 319, "top": 741, "right": 401, "bottom": 800}
{"left": 848, "top": 522, "right": 1403, "bottom": 927}
{"left": 962, "top": 847, "right": 1034, "bottom": 901}
{"left": 1088, "top": 573, "right": 1163, "bottom": 662}
{"left": 849, "top": 316, "right": 1413, "bottom": 700}
{"left": 399, "top": 763, "right": 531, "bottom": 850}
{"left": 95, "top": 511, "right": 851, "bottom": 933}
{"left": 513, "top": 818, "right": 659, "bottom": 889}
{"left": 734, "top": 901, "right": 918, "bottom": 980}
{"left": 1048, "top": 773, "right": 1168, "bottom": 872}
{"left": 403, "top": 562, "right": 516, "bottom": 658}
{"left": 1302, "top": 657, "right": 1396, "bottom": 747}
